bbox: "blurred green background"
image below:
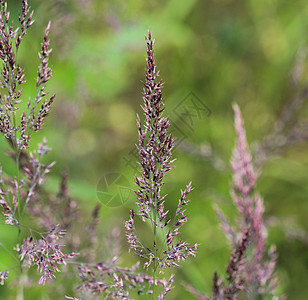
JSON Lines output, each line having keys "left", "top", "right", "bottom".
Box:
{"left": 0, "top": 0, "right": 308, "bottom": 299}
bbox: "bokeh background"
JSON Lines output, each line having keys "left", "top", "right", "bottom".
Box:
{"left": 0, "top": 0, "right": 308, "bottom": 299}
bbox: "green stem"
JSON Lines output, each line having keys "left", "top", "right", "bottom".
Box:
{"left": 150, "top": 173, "right": 157, "bottom": 279}
{"left": 16, "top": 149, "right": 22, "bottom": 248}
{"left": 16, "top": 146, "right": 24, "bottom": 300}
{"left": 152, "top": 275, "right": 155, "bottom": 300}
{"left": 16, "top": 148, "right": 21, "bottom": 226}
{"left": 17, "top": 269, "right": 26, "bottom": 300}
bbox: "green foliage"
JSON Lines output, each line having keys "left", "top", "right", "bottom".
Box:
{"left": 0, "top": 0, "right": 307, "bottom": 298}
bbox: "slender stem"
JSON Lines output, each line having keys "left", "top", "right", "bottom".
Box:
{"left": 16, "top": 148, "right": 21, "bottom": 226}
{"left": 16, "top": 269, "right": 26, "bottom": 300}
{"left": 16, "top": 148, "right": 22, "bottom": 248}
{"left": 16, "top": 145, "right": 24, "bottom": 300}
{"left": 151, "top": 120, "right": 160, "bottom": 299}
{"left": 149, "top": 178, "right": 157, "bottom": 299}
{"left": 152, "top": 263, "right": 156, "bottom": 299}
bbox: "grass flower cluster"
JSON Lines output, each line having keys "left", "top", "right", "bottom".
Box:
{"left": 125, "top": 30, "right": 198, "bottom": 271}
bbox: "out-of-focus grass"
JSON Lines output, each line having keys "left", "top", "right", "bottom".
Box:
{"left": 0, "top": 0, "right": 307, "bottom": 298}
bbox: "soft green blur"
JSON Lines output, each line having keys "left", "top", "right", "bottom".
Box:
{"left": 0, "top": 0, "right": 308, "bottom": 299}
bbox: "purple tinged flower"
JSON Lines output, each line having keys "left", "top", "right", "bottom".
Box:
{"left": 18, "top": 225, "right": 78, "bottom": 285}
{"left": 125, "top": 31, "right": 198, "bottom": 275}
{"left": 0, "top": 0, "right": 54, "bottom": 150}
{"left": 0, "top": 271, "right": 8, "bottom": 285}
